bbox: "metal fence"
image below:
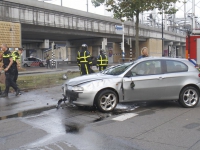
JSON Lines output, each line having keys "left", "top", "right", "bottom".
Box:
{"left": 50, "top": 61, "right": 77, "bottom": 70}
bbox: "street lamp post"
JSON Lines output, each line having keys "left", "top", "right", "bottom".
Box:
{"left": 162, "top": 10, "right": 164, "bottom": 56}
{"left": 86, "top": 0, "right": 88, "bottom": 12}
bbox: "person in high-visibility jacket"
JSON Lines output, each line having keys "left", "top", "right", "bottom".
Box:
{"left": 77, "top": 44, "right": 92, "bottom": 75}
{"left": 0, "top": 44, "right": 20, "bottom": 97}
{"left": 97, "top": 49, "right": 108, "bottom": 71}
{"left": 12, "top": 48, "right": 23, "bottom": 84}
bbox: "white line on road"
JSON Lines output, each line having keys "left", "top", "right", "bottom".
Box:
{"left": 112, "top": 113, "right": 138, "bottom": 121}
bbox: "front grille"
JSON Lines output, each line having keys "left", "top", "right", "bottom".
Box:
{"left": 66, "top": 90, "right": 79, "bottom": 101}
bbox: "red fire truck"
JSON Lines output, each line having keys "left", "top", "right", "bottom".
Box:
{"left": 186, "top": 31, "right": 200, "bottom": 65}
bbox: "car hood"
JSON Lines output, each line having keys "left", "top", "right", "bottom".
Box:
{"left": 65, "top": 73, "right": 117, "bottom": 86}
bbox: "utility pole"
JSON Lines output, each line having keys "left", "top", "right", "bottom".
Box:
{"left": 122, "top": 22, "right": 125, "bottom": 62}
{"left": 192, "top": 0, "right": 195, "bottom": 31}
{"left": 86, "top": 0, "right": 88, "bottom": 12}
{"left": 51, "top": 42, "right": 55, "bottom": 68}
{"left": 162, "top": 10, "right": 164, "bottom": 56}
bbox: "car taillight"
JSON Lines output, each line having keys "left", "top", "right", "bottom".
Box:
{"left": 199, "top": 73, "right": 200, "bottom": 77}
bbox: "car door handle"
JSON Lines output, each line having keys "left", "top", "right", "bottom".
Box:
{"left": 158, "top": 77, "right": 163, "bottom": 80}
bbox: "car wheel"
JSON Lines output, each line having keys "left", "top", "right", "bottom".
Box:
{"left": 24, "top": 64, "right": 28, "bottom": 67}
{"left": 179, "top": 86, "right": 199, "bottom": 108}
{"left": 96, "top": 90, "right": 118, "bottom": 112}
{"left": 39, "top": 63, "right": 44, "bottom": 67}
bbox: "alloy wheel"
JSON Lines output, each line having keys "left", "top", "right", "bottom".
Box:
{"left": 99, "top": 93, "right": 117, "bottom": 111}
{"left": 183, "top": 89, "right": 198, "bottom": 107}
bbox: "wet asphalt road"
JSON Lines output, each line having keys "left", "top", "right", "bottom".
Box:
{"left": 1, "top": 101, "right": 200, "bottom": 150}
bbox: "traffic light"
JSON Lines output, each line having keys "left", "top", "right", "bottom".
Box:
{"left": 120, "top": 42, "right": 123, "bottom": 50}
{"left": 54, "top": 44, "right": 56, "bottom": 49}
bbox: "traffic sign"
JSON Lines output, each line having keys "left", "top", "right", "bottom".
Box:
{"left": 115, "top": 25, "right": 123, "bottom": 34}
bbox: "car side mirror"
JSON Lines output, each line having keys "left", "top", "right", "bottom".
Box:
{"left": 125, "top": 71, "right": 132, "bottom": 78}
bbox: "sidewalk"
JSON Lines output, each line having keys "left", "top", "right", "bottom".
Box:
{"left": 0, "top": 86, "right": 63, "bottom": 120}
{"left": 0, "top": 67, "right": 77, "bottom": 120}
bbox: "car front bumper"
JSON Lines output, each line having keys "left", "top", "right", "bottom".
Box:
{"left": 64, "top": 89, "right": 96, "bottom": 106}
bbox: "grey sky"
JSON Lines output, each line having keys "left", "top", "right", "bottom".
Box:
{"left": 43, "top": 0, "right": 108, "bottom": 15}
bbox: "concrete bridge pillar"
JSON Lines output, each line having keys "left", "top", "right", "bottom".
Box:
{"left": 66, "top": 41, "right": 72, "bottom": 61}
{"left": 140, "top": 38, "right": 162, "bottom": 57}
{"left": 176, "top": 42, "right": 186, "bottom": 58}
{"left": 113, "top": 42, "right": 122, "bottom": 63}
{"left": 102, "top": 38, "right": 107, "bottom": 50}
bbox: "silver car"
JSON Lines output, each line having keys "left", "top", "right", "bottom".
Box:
{"left": 23, "top": 57, "right": 46, "bottom": 67}
{"left": 62, "top": 57, "right": 200, "bottom": 112}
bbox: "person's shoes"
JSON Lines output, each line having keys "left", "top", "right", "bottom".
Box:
{"left": 15, "top": 88, "right": 20, "bottom": 96}
{"left": 1, "top": 93, "right": 8, "bottom": 97}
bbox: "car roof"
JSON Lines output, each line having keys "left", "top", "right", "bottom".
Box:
{"left": 136, "top": 57, "right": 188, "bottom": 63}
{"left": 134, "top": 57, "right": 196, "bottom": 70}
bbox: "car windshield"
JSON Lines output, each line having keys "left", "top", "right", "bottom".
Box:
{"left": 101, "top": 62, "right": 134, "bottom": 75}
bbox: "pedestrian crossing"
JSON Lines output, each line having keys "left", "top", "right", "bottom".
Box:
{"left": 112, "top": 113, "right": 138, "bottom": 121}
{"left": 21, "top": 141, "right": 76, "bottom": 150}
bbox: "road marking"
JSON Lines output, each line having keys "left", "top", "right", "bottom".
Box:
{"left": 112, "top": 113, "right": 138, "bottom": 121}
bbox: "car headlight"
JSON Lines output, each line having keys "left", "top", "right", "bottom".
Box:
{"left": 72, "top": 86, "right": 84, "bottom": 92}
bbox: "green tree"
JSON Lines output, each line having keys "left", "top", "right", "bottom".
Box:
{"left": 92, "top": 0, "right": 179, "bottom": 58}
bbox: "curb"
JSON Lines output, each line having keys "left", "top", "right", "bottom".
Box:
{"left": 0, "top": 104, "right": 57, "bottom": 120}
{"left": 18, "top": 69, "right": 64, "bottom": 75}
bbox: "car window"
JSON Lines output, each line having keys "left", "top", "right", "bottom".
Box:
{"left": 29, "top": 58, "right": 36, "bottom": 61}
{"left": 102, "top": 62, "right": 134, "bottom": 75}
{"left": 166, "top": 60, "right": 188, "bottom": 73}
{"left": 28, "top": 58, "right": 31, "bottom": 61}
{"left": 130, "top": 60, "right": 162, "bottom": 76}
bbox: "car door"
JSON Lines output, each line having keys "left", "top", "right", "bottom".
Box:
{"left": 123, "top": 60, "right": 164, "bottom": 102}
{"left": 27, "top": 58, "right": 33, "bottom": 66}
{"left": 161, "top": 60, "right": 189, "bottom": 100}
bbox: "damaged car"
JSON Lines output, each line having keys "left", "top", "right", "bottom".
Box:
{"left": 62, "top": 57, "right": 200, "bottom": 112}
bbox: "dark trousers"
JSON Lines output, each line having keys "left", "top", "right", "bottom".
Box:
{"left": 46, "top": 60, "right": 51, "bottom": 69}
{"left": 13, "top": 69, "right": 18, "bottom": 83}
{"left": 4, "top": 72, "right": 18, "bottom": 94}
{"left": 80, "top": 64, "right": 90, "bottom": 75}
{"left": 99, "top": 66, "right": 107, "bottom": 71}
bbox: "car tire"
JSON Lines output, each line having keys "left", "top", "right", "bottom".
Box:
{"left": 39, "top": 63, "right": 44, "bottom": 67}
{"left": 179, "top": 86, "right": 199, "bottom": 108}
{"left": 96, "top": 90, "right": 118, "bottom": 112}
{"left": 24, "top": 64, "right": 28, "bottom": 67}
